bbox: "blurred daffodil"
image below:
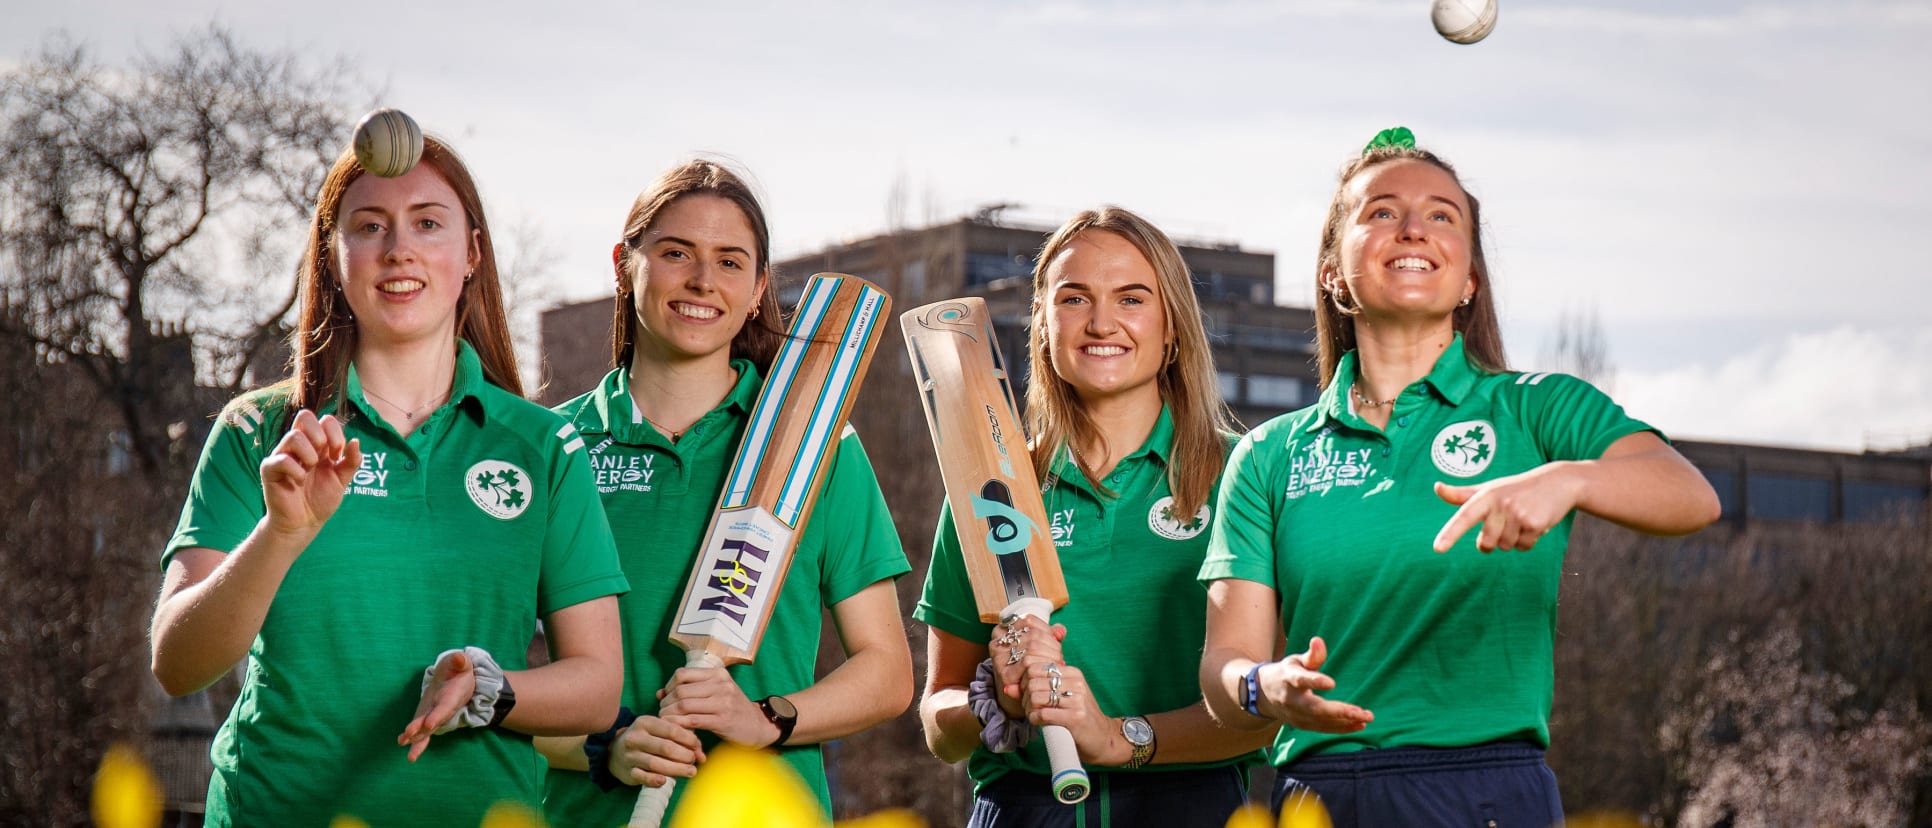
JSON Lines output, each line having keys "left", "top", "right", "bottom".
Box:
{"left": 92, "top": 744, "right": 160, "bottom": 828}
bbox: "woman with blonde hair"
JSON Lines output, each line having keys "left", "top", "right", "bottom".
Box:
{"left": 1199, "top": 127, "right": 1720, "bottom": 825}
{"left": 918, "top": 207, "right": 1273, "bottom": 827}
{"left": 151, "top": 135, "right": 628, "bottom": 826}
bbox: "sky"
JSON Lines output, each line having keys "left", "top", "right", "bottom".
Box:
{"left": 5, "top": 0, "right": 1929, "bottom": 451}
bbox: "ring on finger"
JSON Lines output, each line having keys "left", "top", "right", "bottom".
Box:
{"left": 1044, "top": 663, "right": 1062, "bottom": 677}
{"left": 1007, "top": 647, "right": 1026, "bottom": 665}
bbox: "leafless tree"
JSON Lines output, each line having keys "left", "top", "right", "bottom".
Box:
{"left": 1541, "top": 305, "right": 1616, "bottom": 391}
{"left": 497, "top": 214, "right": 565, "bottom": 398}
{"left": 0, "top": 26, "right": 361, "bottom": 825}
{"left": 0, "top": 25, "right": 356, "bottom": 474}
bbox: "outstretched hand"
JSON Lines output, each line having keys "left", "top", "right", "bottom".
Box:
{"left": 260, "top": 409, "right": 362, "bottom": 537}
{"left": 398, "top": 649, "right": 477, "bottom": 762}
{"left": 1258, "top": 637, "right": 1373, "bottom": 734}
{"left": 1432, "top": 463, "right": 1584, "bottom": 553}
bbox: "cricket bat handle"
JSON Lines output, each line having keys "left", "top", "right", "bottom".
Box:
{"left": 1002, "top": 597, "right": 1092, "bottom": 804}
{"left": 628, "top": 649, "right": 725, "bottom": 828}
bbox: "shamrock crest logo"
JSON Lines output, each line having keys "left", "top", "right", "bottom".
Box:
{"left": 465, "top": 459, "right": 533, "bottom": 520}
{"left": 1147, "top": 495, "right": 1210, "bottom": 541}
{"left": 1430, "top": 420, "right": 1497, "bottom": 478}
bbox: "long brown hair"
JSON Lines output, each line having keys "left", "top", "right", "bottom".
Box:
{"left": 1313, "top": 145, "right": 1507, "bottom": 388}
{"left": 612, "top": 161, "right": 783, "bottom": 373}
{"left": 278, "top": 136, "right": 520, "bottom": 426}
{"left": 1025, "top": 208, "right": 1235, "bottom": 517}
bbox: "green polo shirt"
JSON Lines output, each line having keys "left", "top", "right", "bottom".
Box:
{"left": 161, "top": 340, "right": 628, "bottom": 828}
{"left": 542, "top": 363, "right": 909, "bottom": 826}
{"left": 1199, "top": 335, "right": 1658, "bottom": 766}
{"left": 916, "top": 407, "right": 1256, "bottom": 790}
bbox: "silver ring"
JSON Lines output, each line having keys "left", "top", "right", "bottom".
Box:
{"left": 1049, "top": 674, "right": 1063, "bottom": 694}
{"left": 1044, "top": 663, "right": 1062, "bottom": 677}
{"left": 1007, "top": 647, "right": 1026, "bottom": 665}
{"left": 1059, "top": 690, "right": 1076, "bottom": 700}
{"left": 1048, "top": 691, "right": 1062, "bottom": 708}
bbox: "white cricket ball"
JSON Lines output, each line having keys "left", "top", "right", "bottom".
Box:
{"left": 352, "top": 108, "right": 423, "bottom": 178}
{"left": 1432, "top": 0, "right": 1498, "bottom": 45}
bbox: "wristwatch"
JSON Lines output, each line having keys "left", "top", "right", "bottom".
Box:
{"left": 487, "top": 677, "right": 517, "bottom": 728}
{"left": 1120, "top": 716, "right": 1156, "bottom": 769}
{"left": 757, "top": 695, "right": 798, "bottom": 747}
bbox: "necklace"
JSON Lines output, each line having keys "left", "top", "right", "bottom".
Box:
{"left": 637, "top": 410, "right": 690, "bottom": 442}
{"left": 1350, "top": 382, "right": 1401, "bottom": 409}
{"left": 363, "top": 386, "right": 451, "bottom": 422}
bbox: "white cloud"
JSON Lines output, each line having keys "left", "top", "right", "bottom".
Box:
{"left": 1617, "top": 325, "right": 1932, "bottom": 451}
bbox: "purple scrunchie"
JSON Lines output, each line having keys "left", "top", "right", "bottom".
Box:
{"left": 969, "top": 658, "right": 1033, "bottom": 753}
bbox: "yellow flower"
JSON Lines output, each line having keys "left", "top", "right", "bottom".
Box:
{"left": 92, "top": 744, "right": 161, "bottom": 828}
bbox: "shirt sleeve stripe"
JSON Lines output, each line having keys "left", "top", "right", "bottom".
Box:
{"left": 562, "top": 437, "right": 585, "bottom": 454}
{"left": 556, "top": 423, "right": 578, "bottom": 440}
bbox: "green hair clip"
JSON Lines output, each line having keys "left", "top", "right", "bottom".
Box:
{"left": 1364, "top": 126, "right": 1416, "bottom": 154}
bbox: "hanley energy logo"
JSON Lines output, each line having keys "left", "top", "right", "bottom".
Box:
{"left": 1431, "top": 420, "right": 1496, "bottom": 477}
{"left": 465, "top": 460, "right": 532, "bottom": 519}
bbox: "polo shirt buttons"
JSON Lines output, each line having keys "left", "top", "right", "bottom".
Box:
{"left": 1397, "top": 416, "right": 1410, "bottom": 428}
{"left": 1381, "top": 447, "right": 1391, "bottom": 457}
{"left": 405, "top": 460, "right": 419, "bottom": 471}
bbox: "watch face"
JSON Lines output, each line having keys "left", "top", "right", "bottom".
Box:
{"left": 767, "top": 695, "right": 798, "bottom": 720}
{"left": 1123, "top": 717, "right": 1154, "bottom": 745}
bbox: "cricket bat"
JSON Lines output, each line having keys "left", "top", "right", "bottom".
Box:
{"left": 629, "top": 273, "right": 892, "bottom": 828}
{"left": 901, "top": 297, "right": 1091, "bottom": 804}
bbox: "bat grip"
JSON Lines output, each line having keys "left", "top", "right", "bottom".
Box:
{"left": 1042, "top": 724, "right": 1091, "bottom": 804}
{"left": 628, "top": 650, "right": 725, "bottom": 828}
{"left": 1000, "top": 597, "right": 1090, "bottom": 804}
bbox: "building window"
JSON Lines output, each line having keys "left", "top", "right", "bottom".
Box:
{"left": 1702, "top": 469, "right": 1740, "bottom": 520}
{"left": 1746, "top": 473, "right": 1832, "bottom": 522}
{"left": 1247, "top": 375, "right": 1305, "bottom": 408}
{"left": 1218, "top": 372, "right": 1241, "bottom": 402}
{"left": 965, "top": 253, "right": 1034, "bottom": 287}
{"left": 903, "top": 260, "right": 927, "bottom": 296}
{"left": 1844, "top": 480, "right": 1927, "bottom": 523}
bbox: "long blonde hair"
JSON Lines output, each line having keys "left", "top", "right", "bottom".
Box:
{"left": 1024, "top": 208, "right": 1235, "bottom": 517}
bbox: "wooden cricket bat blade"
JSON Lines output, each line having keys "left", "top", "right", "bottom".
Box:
{"left": 632, "top": 273, "right": 891, "bottom": 827}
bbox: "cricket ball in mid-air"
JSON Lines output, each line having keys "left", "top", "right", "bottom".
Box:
{"left": 352, "top": 108, "right": 423, "bottom": 178}
{"left": 1432, "top": 0, "right": 1498, "bottom": 44}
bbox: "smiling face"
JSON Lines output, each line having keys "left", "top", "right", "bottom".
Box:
{"left": 619, "top": 193, "right": 766, "bottom": 367}
{"left": 1041, "top": 229, "right": 1169, "bottom": 405}
{"left": 1330, "top": 158, "right": 1477, "bottom": 322}
{"left": 334, "top": 164, "right": 479, "bottom": 349}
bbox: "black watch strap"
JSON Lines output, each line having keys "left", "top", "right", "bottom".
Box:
{"left": 757, "top": 695, "right": 798, "bottom": 747}
{"left": 487, "top": 677, "right": 517, "bottom": 728}
{"left": 583, "top": 707, "right": 639, "bottom": 792}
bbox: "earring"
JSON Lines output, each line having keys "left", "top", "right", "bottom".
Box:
{"left": 749, "top": 303, "right": 761, "bottom": 320}
{"left": 1459, "top": 293, "right": 1473, "bottom": 307}
{"left": 464, "top": 268, "right": 474, "bottom": 283}
{"left": 1164, "top": 341, "right": 1179, "bottom": 365}
{"left": 1330, "top": 283, "right": 1361, "bottom": 317}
